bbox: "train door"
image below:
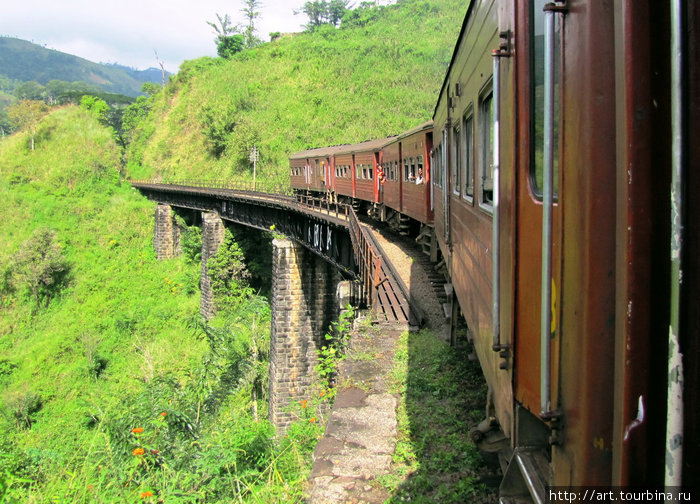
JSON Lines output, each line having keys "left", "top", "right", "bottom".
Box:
{"left": 515, "top": 0, "right": 620, "bottom": 486}
{"left": 374, "top": 152, "right": 381, "bottom": 204}
{"left": 513, "top": 0, "right": 563, "bottom": 437}
{"left": 398, "top": 142, "right": 404, "bottom": 212}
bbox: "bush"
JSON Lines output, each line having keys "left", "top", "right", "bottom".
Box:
{"left": 9, "top": 228, "right": 70, "bottom": 310}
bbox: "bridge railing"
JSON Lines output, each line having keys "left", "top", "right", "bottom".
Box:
{"left": 130, "top": 178, "right": 295, "bottom": 197}
{"left": 347, "top": 206, "right": 411, "bottom": 324}
{"left": 294, "top": 193, "right": 349, "bottom": 222}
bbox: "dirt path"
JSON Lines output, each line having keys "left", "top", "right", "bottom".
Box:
{"left": 307, "top": 221, "right": 452, "bottom": 503}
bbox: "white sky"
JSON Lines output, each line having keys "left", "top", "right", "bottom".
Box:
{"left": 0, "top": 1, "right": 308, "bottom": 73}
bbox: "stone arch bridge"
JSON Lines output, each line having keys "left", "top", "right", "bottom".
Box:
{"left": 132, "top": 180, "right": 420, "bottom": 430}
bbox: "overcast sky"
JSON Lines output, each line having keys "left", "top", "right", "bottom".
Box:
{"left": 0, "top": 1, "right": 309, "bottom": 73}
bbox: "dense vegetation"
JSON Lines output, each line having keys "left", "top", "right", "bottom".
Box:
{"left": 0, "top": 0, "right": 470, "bottom": 501}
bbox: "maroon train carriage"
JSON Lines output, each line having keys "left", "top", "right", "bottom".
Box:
{"left": 379, "top": 121, "right": 434, "bottom": 231}
{"left": 289, "top": 145, "right": 344, "bottom": 195}
{"left": 287, "top": 0, "right": 698, "bottom": 496}
{"left": 433, "top": 0, "right": 698, "bottom": 495}
{"left": 343, "top": 137, "right": 389, "bottom": 210}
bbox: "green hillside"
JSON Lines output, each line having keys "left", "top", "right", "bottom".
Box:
{"left": 0, "top": 0, "right": 477, "bottom": 501}
{"left": 0, "top": 37, "right": 164, "bottom": 97}
{"left": 127, "top": 0, "right": 467, "bottom": 184}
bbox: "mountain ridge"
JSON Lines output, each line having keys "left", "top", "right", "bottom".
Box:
{"left": 0, "top": 36, "right": 167, "bottom": 97}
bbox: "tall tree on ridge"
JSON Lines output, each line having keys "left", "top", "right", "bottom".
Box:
{"left": 241, "top": 0, "right": 263, "bottom": 47}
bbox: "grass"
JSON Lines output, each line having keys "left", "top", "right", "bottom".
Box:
{"left": 384, "top": 330, "right": 499, "bottom": 503}
{"left": 0, "top": 106, "right": 323, "bottom": 503}
{"left": 0, "top": 1, "right": 479, "bottom": 500}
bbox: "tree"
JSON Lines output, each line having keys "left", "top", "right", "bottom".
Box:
{"left": 141, "top": 82, "right": 161, "bottom": 96}
{"left": 217, "top": 34, "right": 245, "bottom": 59}
{"left": 241, "top": 0, "right": 263, "bottom": 48}
{"left": 296, "top": 0, "right": 352, "bottom": 30}
{"left": 327, "top": 0, "right": 352, "bottom": 26}
{"left": 6, "top": 100, "right": 49, "bottom": 151}
{"left": 13, "top": 81, "right": 46, "bottom": 101}
{"left": 10, "top": 229, "right": 70, "bottom": 310}
{"left": 207, "top": 13, "right": 245, "bottom": 58}
{"left": 80, "top": 95, "right": 110, "bottom": 124}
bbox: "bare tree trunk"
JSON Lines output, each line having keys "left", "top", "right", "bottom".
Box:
{"left": 154, "top": 50, "right": 166, "bottom": 87}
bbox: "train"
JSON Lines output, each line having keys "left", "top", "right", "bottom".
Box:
{"left": 289, "top": 0, "right": 698, "bottom": 498}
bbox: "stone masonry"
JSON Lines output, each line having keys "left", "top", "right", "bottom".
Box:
{"left": 200, "top": 211, "right": 226, "bottom": 319}
{"left": 154, "top": 204, "right": 181, "bottom": 259}
{"left": 269, "top": 237, "right": 341, "bottom": 432}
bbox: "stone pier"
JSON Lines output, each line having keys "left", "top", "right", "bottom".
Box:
{"left": 269, "top": 237, "right": 341, "bottom": 431}
{"left": 154, "top": 204, "right": 181, "bottom": 259}
{"left": 200, "top": 211, "right": 226, "bottom": 319}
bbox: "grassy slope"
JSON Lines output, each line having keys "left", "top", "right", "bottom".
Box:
{"left": 0, "top": 1, "right": 472, "bottom": 500}
{"left": 0, "top": 107, "right": 206, "bottom": 495}
{"left": 127, "top": 0, "right": 467, "bottom": 184}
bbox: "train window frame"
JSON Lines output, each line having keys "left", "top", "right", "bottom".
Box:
{"left": 433, "top": 144, "right": 443, "bottom": 189}
{"left": 530, "top": 0, "right": 561, "bottom": 201}
{"left": 479, "top": 79, "right": 495, "bottom": 213}
{"left": 452, "top": 122, "right": 461, "bottom": 197}
{"left": 462, "top": 105, "right": 475, "bottom": 204}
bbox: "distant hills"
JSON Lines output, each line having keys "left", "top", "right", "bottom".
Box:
{"left": 0, "top": 37, "right": 167, "bottom": 97}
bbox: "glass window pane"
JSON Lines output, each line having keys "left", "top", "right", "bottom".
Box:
{"left": 531, "top": 0, "right": 560, "bottom": 196}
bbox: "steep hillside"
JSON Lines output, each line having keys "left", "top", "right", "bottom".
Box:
{"left": 0, "top": 37, "right": 165, "bottom": 97}
{"left": 0, "top": 107, "right": 313, "bottom": 503}
{"left": 126, "top": 0, "right": 467, "bottom": 184}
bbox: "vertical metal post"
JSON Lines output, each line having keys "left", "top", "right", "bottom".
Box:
{"left": 492, "top": 52, "right": 502, "bottom": 350}
{"left": 540, "top": 7, "right": 555, "bottom": 416}
{"left": 666, "top": 0, "right": 684, "bottom": 488}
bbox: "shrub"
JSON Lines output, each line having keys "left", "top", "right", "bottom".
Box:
{"left": 9, "top": 228, "right": 70, "bottom": 310}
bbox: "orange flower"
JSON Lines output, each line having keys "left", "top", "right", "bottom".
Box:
{"left": 140, "top": 490, "right": 154, "bottom": 498}
{"left": 300, "top": 400, "right": 308, "bottom": 409}
{"left": 131, "top": 427, "right": 144, "bottom": 434}
{"left": 309, "top": 417, "right": 316, "bottom": 423}
{"left": 320, "top": 390, "right": 326, "bottom": 397}
{"left": 160, "top": 412, "right": 167, "bottom": 417}
{"left": 132, "top": 448, "right": 145, "bottom": 456}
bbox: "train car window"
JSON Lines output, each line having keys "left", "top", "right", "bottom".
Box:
{"left": 403, "top": 158, "right": 409, "bottom": 181}
{"left": 433, "top": 145, "right": 442, "bottom": 188}
{"left": 479, "top": 87, "right": 494, "bottom": 210}
{"left": 452, "top": 123, "right": 461, "bottom": 196}
{"left": 531, "top": 0, "right": 560, "bottom": 198}
{"left": 462, "top": 109, "right": 475, "bottom": 202}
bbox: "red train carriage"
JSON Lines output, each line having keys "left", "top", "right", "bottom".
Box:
{"left": 345, "top": 137, "right": 387, "bottom": 207}
{"left": 434, "top": 0, "right": 698, "bottom": 496}
{"left": 287, "top": 0, "right": 698, "bottom": 496}
{"left": 289, "top": 145, "right": 342, "bottom": 195}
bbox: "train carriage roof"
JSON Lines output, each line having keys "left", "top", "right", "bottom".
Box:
{"left": 290, "top": 136, "right": 397, "bottom": 160}
{"left": 433, "top": 1, "right": 477, "bottom": 119}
